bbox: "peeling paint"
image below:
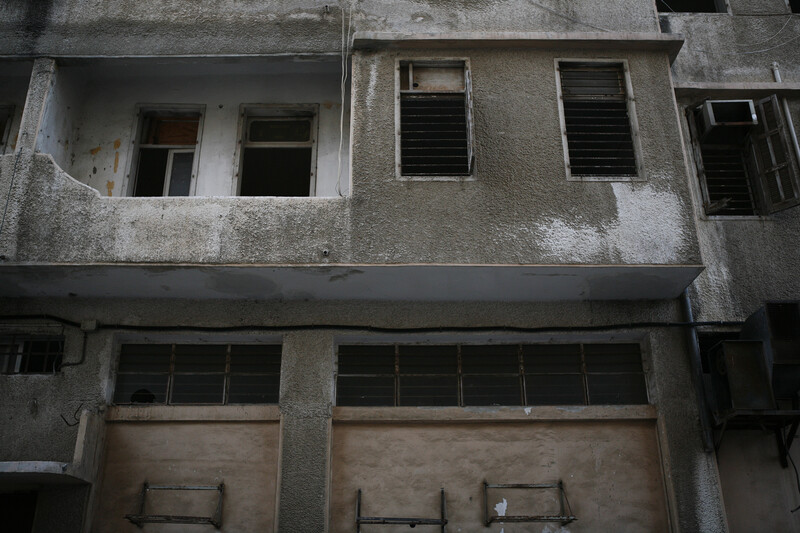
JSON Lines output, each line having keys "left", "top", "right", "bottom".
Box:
{"left": 494, "top": 497, "right": 508, "bottom": 517}
{"left": 524, "top": 407, "right": 532, "bottom": 415}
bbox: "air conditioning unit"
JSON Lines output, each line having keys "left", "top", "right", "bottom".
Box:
{"left": 698, "top": 99, "right": 757, "bottom": 144}
{"left": 710, "top": 340, "right": 776, "bottom": 422}
{"left": 741, "top": 301, "right": 800, "bottom": 401}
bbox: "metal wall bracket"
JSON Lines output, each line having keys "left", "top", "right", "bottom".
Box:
{"left": 124, "top": 482, "right": 224, "bottom": 529}
{"left": 483, "top": 481, "right": 577, "bottom": 527}
{"left": 355, "top": 488, "right": 448, "bottom": 532}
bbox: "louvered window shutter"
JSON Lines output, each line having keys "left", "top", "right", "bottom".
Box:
{"left": 749, "top": 95, "right": 800, "bottom": 213}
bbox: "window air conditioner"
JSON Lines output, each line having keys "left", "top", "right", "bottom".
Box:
{"left": 710, "top": 340, "right": 776, "bottom": 421}
{"left": 698, "top": 99, "right": 757, "bottom": 143}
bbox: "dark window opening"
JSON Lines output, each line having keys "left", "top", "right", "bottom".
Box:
{"left": 689, "top": 96, "right": 800, "bottom": 216}
{"left": 399, "top": 61, "right": 472, "bottom": 177}
{"left": 656, "top": 0, "right": 722, "bottom": 13}
{"left": 1, "top": 336, "right": 64, "bottom": 374}
{"left": 1, "top": 492, "right": 37, "bottom": 533}
{"left": 336, "top": 343, "right": 648, "bottom": 407}
{"left": 0, "top": 106, "right": 13, "bottom": 149}
{"left": 792, "top": 0, "right": 800, "bottom": 14}
{"left": 132, "top": 112, "right": 199, "bottom": 197}
{"left": 114, "top": 344, "right": 281, "bottom": 405}
{"left": 559, "top": 63, "right": 638, "bottom": 178}
{"left": 239, "top": 117, "right": 315, "bottom": 196}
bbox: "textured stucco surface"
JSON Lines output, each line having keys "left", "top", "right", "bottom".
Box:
{"left": 0, "top": 0, "right": 659, "bottom": 57}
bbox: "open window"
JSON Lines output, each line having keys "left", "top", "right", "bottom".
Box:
{"left": 129, "top": 108, "right": 203, "bottom": 197}
{"left": 236, "top": 106, "right": 318, "bottom": 196}
{"left": 688, "top": 96, "right": 800, "bottom": 216}
{"left": 656, "top": 0, "right": 726, "bottom": 13}
{"left": 1, "top": 336, "right": 64, "bottom": 374}
{"left": 396, "top": 60, "right": 474, "bottom": 178}
{"left": 556, "top": 61, "right": 643, "bottom": 181}
{"left": 0, "top": 105, "right": 14, "bottom": 154}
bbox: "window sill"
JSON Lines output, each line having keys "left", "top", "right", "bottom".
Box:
{"left": 567, "top": 175, "right": 646, "bottom": 183}
{"left": 397, "top": 175, "right": 476, "bottom": 182}
{"left": 106, "top": 404, "right": 280, "bottom": 422}
{"left": 332, "top": 404, "right": 656, "bottom": 423}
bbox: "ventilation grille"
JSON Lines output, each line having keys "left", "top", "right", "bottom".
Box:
{"left": 560, "top": 64, "right": 637, "bottom": 177}
{"left": 700, "top": 146, "right": 757, "bottom": 215}
{"left": 400, "top": 94, "right": 470, "bottom": 176}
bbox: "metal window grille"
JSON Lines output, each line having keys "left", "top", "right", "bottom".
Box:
{"left": 336, "top": 343, "right": 647, "bottom": 407}
{"left": 399, "top": 61, "right": 472, "bottom": 176}
{"left": 0, "top": 336, "right": 64, "bottom": 374}
{"left": 559, "top": 63, "right": 638, "bottom": 178}
{"left": 114, "top": 344, "right": 281, "bottom": 405}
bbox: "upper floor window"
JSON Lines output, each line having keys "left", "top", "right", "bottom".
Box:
{"left": 396, "top": 60, "right": 474, "bottom": 179}
{"left": 236, "top": 106, "right": 318, "bottom": 196}
{"left": 688, "top": 96, "right": 800, "bottom": 216}
{"left": 113, "top": 344, "right": 281, "bottom": 405}
{"left": 656, "top": 0, "right": 725, "bottom": 13}
{"left": 556, "top": 61, "right": 642, "bottom": 181}
{"left": 1, "top": 336, "right": 64, "bottom": 374}
{"left": 336, "top": 343, "right": 648, "bottom": 407}
{"left": 129, "top": 107, "right": 203, "bottom": 197}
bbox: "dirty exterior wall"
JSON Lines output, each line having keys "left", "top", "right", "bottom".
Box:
{"left": 93, "top": 415, "right": 280, "bottom": 533}
{"left": 46, "top": 59, "right": 349, "bottom": 198}
{"left": 330, "top": 418, "right": 669, "bottom": 532}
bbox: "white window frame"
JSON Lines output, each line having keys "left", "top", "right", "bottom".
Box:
{"left": 232, "top": 104, "right": 319, "bottom": 196}
{"left": 555, "top": 58, "right": 645, "bottom": 182}
{"left": 123, "top": 104, "right": 205, "bottom": 197}
{"left": 394, "top": 57, "right": 475, "bottom": 182}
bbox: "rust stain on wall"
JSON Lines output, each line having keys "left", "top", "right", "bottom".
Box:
{"left": 89, "top": 145, "right": 101, "bottom": 155}
{"left": 106, "top": 181, "right": 114, "bottom": 197}
{"left": 114, "top": 152, "right": 119, "bottom": 173}
{"left": 113, "top": 138, "right": 121, "bottom": 149}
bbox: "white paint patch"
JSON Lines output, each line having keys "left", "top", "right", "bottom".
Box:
{"left": 494, "top": 498, "right": 508, "bottom": 517}
{"left": 365, "top": 59, "right": 378, "bottom": 110}
{"left": 534, "top": 218, "right": 606, "bottom": 262}
{"left": 524, "top": 407, "right": 532, "bottom": 415}
{"left": 541, "top": 525, "right": 571, "bottom": 533}
{"left": 287, "top": 12, "right": 321, "bottom": 21}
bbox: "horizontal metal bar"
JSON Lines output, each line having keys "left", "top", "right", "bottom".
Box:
{"left": 485, "top": 483, "right": 561, "bottom": 489}
{"left": 125, "top": 514, "right": 218, "bottom": 524}
{"left": 146, "top": 484, "right": 221, "bottom": 491}
{"left": 487, "top": 515, "right": 577, "bottom": 523}
{"left": 357, "top": 517, "right": 448, "bottom": 525}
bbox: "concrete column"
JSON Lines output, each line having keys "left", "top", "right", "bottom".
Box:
{"left": 17, "top": 57, "right": 56, "bottom": 154}
{"left": 276, "top": 331, "right": 335, "bottom": 532}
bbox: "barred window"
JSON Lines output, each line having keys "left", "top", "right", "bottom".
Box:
{"left": 0, "top": 336, "right": 64, "bottom": 374}
{"left": 114, "top": 344, "right": 281, "bottom": 405}
{"left": 336, "top": 343, "right": 647, "bottom": 407}
{"left": 557, "top": 61, "right": 641, "bottom": 180}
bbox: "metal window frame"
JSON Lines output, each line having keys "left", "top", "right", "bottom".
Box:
{"left": 355, "top": 488, "right": 447, "bottom": 533}
{"left": 232, "top": 104, "right": 320, "bottom": 197}
{"left": 335, "top": 342, "right": 649, "bottom": 407}
{"left": 554, "top": 58, "right": 645, "bottom": 182}
{"left": 113, "top": 343, "right": 281, "bottom": 406}
{"left": 123, "top": 104, "right": 205, "bottom": 197}
{"left": 394, "top": 57, "right": 475, "bottom": 182}
{"left": 0, "top": 335, "right": 64, "bottom": 375}
{"left": 482, "top": 480, "right": 577, "bottom": 526}
{"left": 125, "top": 482, "right": 224, "bottom": 529}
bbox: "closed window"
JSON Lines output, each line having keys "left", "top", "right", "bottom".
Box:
{"left": 336, "top": 343, "right": 647, "bottom": 407}
{"left": 397, "top": 60, "right": 474, "bottom": 178}
{"left": 130, "top": 109, "right": 202, "bottom": 197}
{"left": 1, "top": 336, "right": 64, "bottom": 374}
{"left": 556, "top": 61, "right": 642, "bottom": 180}
{"left": 688, "top": 96, "right": 800, "bottom": 216}
{"left": 113, "top": 344, "right": 281, "bottom": 405}
{"left": 237, "top": 107, "right": 318, "bottom": 196}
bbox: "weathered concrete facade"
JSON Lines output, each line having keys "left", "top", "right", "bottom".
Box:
{"left": 1, "top": 1, "right": 799, "bottom": 532}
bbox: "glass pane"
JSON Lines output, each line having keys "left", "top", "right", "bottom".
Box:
{"left": 523, "top": 345, "right": 582, "bottom": 373}
{"left": 173, "top": 345, "right": 226, "bottom": 372}
{"left": 337, "top": 375, "right": 395, "bottom": 406}
{"left": 525, "top": 374, "right": 585, "bottom": 405}
{"left": 399, "top": 346, "right": 457, "bottom": 374}
{"left": 399, "top": 375, "right": 458, "bottom": 406}
{"left": 118, "top": 344, "right": 171, "bottom": 373}
{"left": 114, "top": 374, "right": 169, "bottom": 404}
{"left": 338, "top": 345, "right": 395, "bottom": 374}
{"left": 461, "top": 345, "right": 519, "bottom": 374}
{"left": 249, "top": 119, "right": 310, "bottom": 143}
{"left": 462, "top": 375, "right": 521, "bottom": 406}
{"left": 587, "top": 374, "right": 648, "bottom": 405}
{"left": 230, "top": 345, "right": 281, "bottom": 373}
{"left": 584, "top": 344, "right": 642, "bottom": 373}
{"left": 228, "top": 374, "right": 280, "bottom": 404}
{"left": 167, "top": 151, "right": 193, "bottom": 196}
{"left": 171, "top": 374, "right": 225, "bottom": 404}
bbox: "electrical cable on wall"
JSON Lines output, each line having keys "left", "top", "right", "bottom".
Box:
{"left": 336, "top": 0, "right": 355, "bottom": 197}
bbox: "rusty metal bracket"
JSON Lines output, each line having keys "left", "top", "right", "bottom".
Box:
{"left": 483, "top": 480, "right": 577, "bottom": 527}
{"left": 355, "top": 488, "right": 447, "bottom": 533}
{"left": 124, "top": 482, "right": 224, "bottom": 529}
